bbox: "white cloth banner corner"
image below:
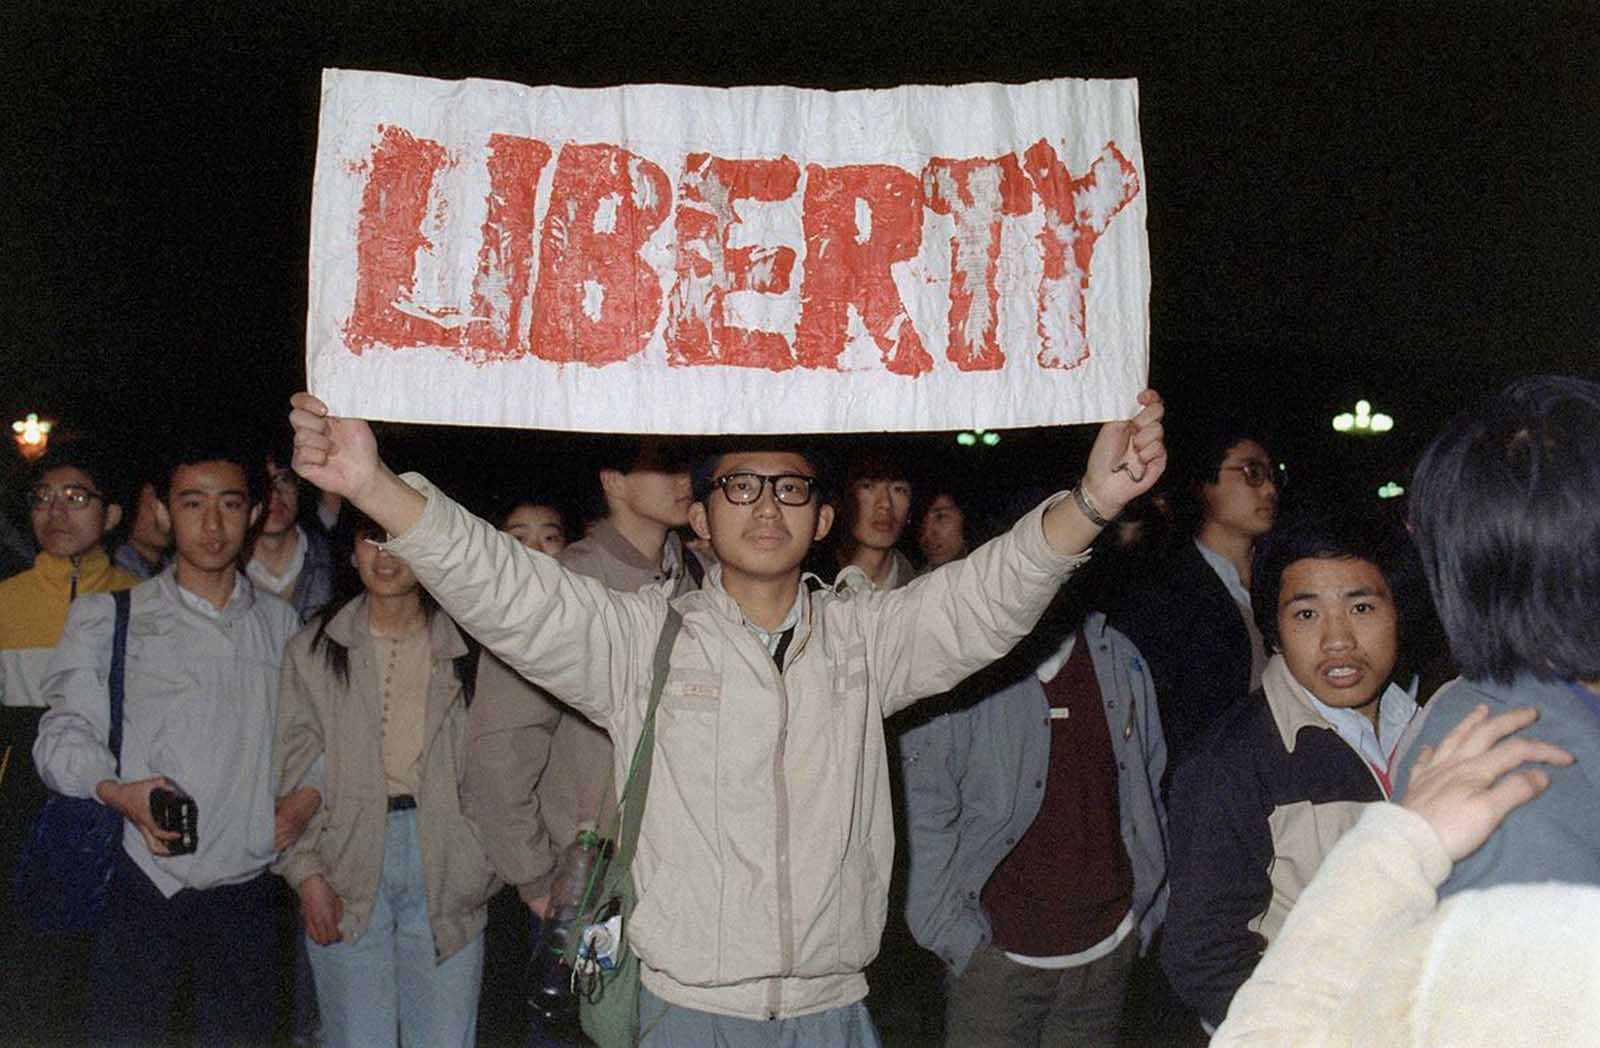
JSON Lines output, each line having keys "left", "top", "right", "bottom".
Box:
{"left": 306, "top": 68, "right": 1149, "bottom": 435}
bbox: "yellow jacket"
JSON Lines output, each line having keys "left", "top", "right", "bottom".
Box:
{"left": 0, "top": 548, "right": 138, "bottom": 708}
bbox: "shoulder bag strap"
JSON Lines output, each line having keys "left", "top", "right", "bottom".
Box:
{"left": 612, "top": 607, "right": 683, "bottom": 869}
{"left": 110, "top": 589, "right": 130, "bottom": 774}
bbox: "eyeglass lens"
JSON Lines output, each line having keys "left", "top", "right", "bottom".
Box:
{"left": 719, "top": 473, "right": 814, "bottom": 505}
{"left": 30, "top": 485, "right": 100, "bottom": 509}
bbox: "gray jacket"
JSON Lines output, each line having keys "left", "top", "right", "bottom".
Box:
{"left": 1394, "top": 672, "right": 1600, "bottom": 896}
{"left": 35, "top": 570, "right": 299, "bottom": 896}
{"left": 900, "top": 611, "right": 1169, "bottom": 975}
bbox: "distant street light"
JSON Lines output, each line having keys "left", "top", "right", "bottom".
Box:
{"left": 955, "top": 428, "right": 1001, "bottom": 447}
{"left": 11, "top": 413, "right": 52, "bottom": 461}
{"left": 1332, "top": 399, "right": 1394, "bottom": 435}
{"left": 1377, "top": 481, "right": 1405, "bottom": 499}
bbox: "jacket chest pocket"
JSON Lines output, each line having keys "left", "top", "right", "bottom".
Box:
{"left": 830, "top": 642, "right": 869, "bottom": 709}
{"left": 653, "top": 670, "right": 722, "bottom": 799}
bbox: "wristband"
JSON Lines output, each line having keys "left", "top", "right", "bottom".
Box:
{"left": 1071, "top": 485, "right": 1114, "bottom": 529}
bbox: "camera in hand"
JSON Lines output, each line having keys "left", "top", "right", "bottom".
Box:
{"left": 149, "top": 787, "right": 198, "bottom": 855}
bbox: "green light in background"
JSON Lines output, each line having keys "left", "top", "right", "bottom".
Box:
{"left": 1333, "top": 399, "right": 1395, "bottom": 435}
{"left": 956, "top": 428, "right": 1000, "bottom": 448}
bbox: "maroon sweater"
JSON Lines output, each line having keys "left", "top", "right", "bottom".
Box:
{"left": 981, "top": 633, "right": 1133, "bottom": 956}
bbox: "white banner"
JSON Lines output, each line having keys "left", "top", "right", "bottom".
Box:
{"left": 307, "top": 69, "right": 1149, "bottom": 434}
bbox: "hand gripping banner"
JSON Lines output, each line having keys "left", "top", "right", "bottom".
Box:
{"left": 307, "top": 69, "right": 1149, "bottom": 434}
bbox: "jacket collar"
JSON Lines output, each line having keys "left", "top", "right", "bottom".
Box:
{"left": 589, "top": 519, "right": 667, "bottom": 576}
{"left": 1262, "top": 654, "right": 1339, "bottom": 752}
{"left": 696, "top": 563, "right": 816, "bottom": 666}
{"left": 322, "top": 592, "right": 469, "bottom": 660}
{"left": 31, "top": 547, "right": 114, "bottom": 586}
{"left": 153, "top": 564, "right": 257, "bottom": 624}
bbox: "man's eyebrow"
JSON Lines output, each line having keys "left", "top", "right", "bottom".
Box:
{"left": 1283, "top": 585, "right": 1387, "bottom": 604}
{"left": 174, "top": 488, "right": 249, "bottom": 498}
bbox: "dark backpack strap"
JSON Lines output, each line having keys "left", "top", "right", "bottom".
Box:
{"left": 613, "top": 608, "right": 683, "bottom": 870}
{"left": 109, "top": 590, "right": 131, "bottom": 774}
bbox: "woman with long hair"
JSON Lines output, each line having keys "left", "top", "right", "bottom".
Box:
{"left": 274, "top": 510, "right": 497, "bottom": 1048}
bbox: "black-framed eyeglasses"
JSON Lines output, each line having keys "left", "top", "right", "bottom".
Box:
{"left": 1220, "top": 460, "right": 1285, "bottom": 489}
{"left": 712, "top": 472, "right": 817, "bottom": 506}
{"left": 28, "top": 484, "right": 107, "bottom": 511}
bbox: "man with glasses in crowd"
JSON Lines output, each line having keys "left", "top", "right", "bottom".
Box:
{"left": 1116, "top": 421, "right": 1282, "bottom": 767}
{"left": 0, "top": 442, "right": 140, "bottom": 1043}
{"left": 247, "top": 443, "right": 335, "bottom": 624}
{"left": 287, "top": 389, "right": 1165, "bottom": 1045}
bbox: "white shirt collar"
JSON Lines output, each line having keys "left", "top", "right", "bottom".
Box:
{"left": 1195, "top": 538, "right": 1251, "bottom": 610}
{"left": 246, "top": 525, "right": 307, "bottom": 594}
{"left": 1035, "top": 632, "right": 1080, "bottom": 683}
{"left": 174, "top": 571, "right": 250, "bottom": 621}
{"left": 1290, "top": 672, "right": 1420, "bottom": 779}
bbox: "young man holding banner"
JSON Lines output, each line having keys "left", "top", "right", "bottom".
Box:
{"left": 287, "top": 389, "right": 1165, "bottom": 1044}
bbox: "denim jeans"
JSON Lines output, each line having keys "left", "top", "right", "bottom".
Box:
{"left": 307, "top": 809, "right": 485, "bottom": 1048}
{"left": 638, "top": 986, "right": 882, "bottom": 1047}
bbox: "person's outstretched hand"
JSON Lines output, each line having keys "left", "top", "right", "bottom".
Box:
{"left": 289, "top": 392, "right": 381, "bottom": 502}
{"left": 1402, "top": 705, "right": 1574, "bottom": 862}
{"left": 1081, "top": 388, "right": 1167, "bottom": 518}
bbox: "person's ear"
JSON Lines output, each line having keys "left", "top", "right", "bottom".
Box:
{"left": 599, "top": 469, "right": 626, "bottom": 502}
{"left": 248, "top": 504, "right": 263, "bottom": 530}
{"left": 153, "top": 499, "right": 172, "bottom": 535}
{"left": 688, "top": 501, "right": 711, "bottom": 541}
{"left": 813, "top": 503, "right": 835, "bottom": 543}
{"left": 101, "top": 504, "right": 123, "bottom": 536}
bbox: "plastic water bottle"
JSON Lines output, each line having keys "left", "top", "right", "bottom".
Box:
{"left": 529, "top": 828, "right": 602, "bottom": 1024}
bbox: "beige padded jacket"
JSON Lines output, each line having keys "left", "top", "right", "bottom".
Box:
{"left": 384, "top": 474, "right": 1085, "bottom": 1020}
{"left": 462, "top": 522, "right": 698, "bottom": 904}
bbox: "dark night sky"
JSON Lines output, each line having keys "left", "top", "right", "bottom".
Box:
{"left": 6, "top": 2, "right": 1600, "bottom": 503}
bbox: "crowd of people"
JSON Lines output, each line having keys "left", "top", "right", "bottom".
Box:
{"left": 0, "top": 375, "right": 1595, "bottom": 1048}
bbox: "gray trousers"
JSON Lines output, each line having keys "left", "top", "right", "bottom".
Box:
{"left": 639, "top": 986, "right": 882, "bottom": 1047}
{"left": 944, "top": 933, "right": 1137, "bottom": 1048}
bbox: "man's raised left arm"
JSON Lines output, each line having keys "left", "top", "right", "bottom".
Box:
{"left": 867, "top": 390, "right": 1166, "bottom": 713}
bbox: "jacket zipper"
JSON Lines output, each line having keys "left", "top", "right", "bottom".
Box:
{"left": 766, "top": 648, "right": 793, "bottom": 1021}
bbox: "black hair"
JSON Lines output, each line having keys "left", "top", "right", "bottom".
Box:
{"left": 1169, "top": 417, "right": 1275, "bottom": 537}
{"left": 154, "top": 436, "right": 266, "bottom": 508}
{"left": 308, "top": 508, "right": 478, "bottom": 699}
{"left": 1249, "top": 510, "right": 1407, "bottom": 655}
{"left": 1409, "top": 374, "right": 1600, "bottom": 684}
{"left": 911, "top": 482, "right": 991, "bottom": 561}
{"left": 689, "top": 438, "right": 835, "bottom": 506}
{"left": 492, "top": 491, "right": 571, "bottom": 538}
{"left": 261, "top": 425, "right": 317, "bottom": 523}
{"left": 843, "top": 452, "right": 911, "bottom": 487}
{"left": 29, "top": 438, "right": 127, "bottom": 511}
{"left": 594, "top": 436, "right": 693, "bottom": 477}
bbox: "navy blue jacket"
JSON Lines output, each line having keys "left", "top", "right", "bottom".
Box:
{"left": 1114, "top": 539, "right": 1254, "bottom": 769}
{"left": 1162, "top": 656, "right": 1384, "bottom": 1028}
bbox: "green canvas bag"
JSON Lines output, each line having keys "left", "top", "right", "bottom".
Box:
{"left": 577, "top": 607, "right": 682, "bottom": 1048}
